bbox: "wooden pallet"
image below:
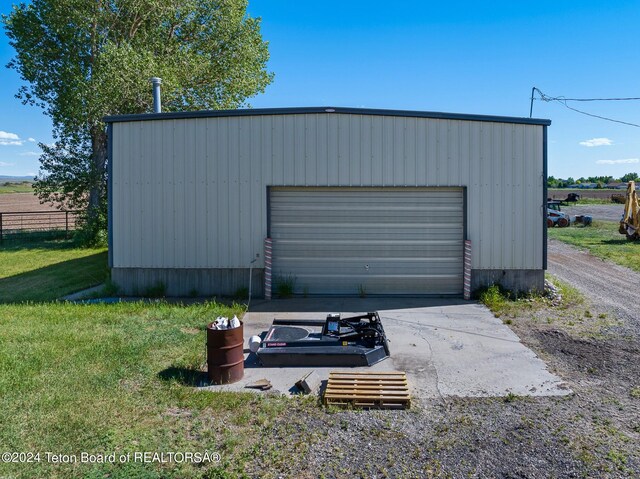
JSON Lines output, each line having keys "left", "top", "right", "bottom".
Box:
{"left": 323, "top": 371, "right": 411, "bottom": 409}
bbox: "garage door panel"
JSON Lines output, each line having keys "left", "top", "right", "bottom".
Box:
{"left": 273, "top": 188, "right": 462, "bottom": 198}
{"left": 273, "top": 221, "right": 463, "bottom": 229}
{"left": 273, "top": 243, "right": 463, "bottom": 257}
{"left": 274, "top": 250, "right": 463, "bottom": 264}
{"left": 274, "top": 248, "right": 463, "bottom": 259}
{"left": 272, "top": 210, "right": 462, "bottom": 220}
{"left": 270, "top": 187, "right": 464, "bottom": 296}
{"left": 275, "top": 260, "right": 462, "bottom": 273}
{"left": 272, "top": 230, "right": 462, "bottom": 241}
{"left": 272, "top": 208, "right": 463, "bottom": 218}
{"left": 293, "top": 275, "right": 462, "bottom": 295}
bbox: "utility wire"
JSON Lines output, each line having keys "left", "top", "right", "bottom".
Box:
{"left": 540, "top": 95, "right": 640, "bottom": 102}
{"left": 530, "top": 87, "right": 640, "bottom": 127}
{"left": 533, "top": 87, "right": 640, "bottom": 103}
{"left": 554, "top": 100, "right": 640, "bottom": 128}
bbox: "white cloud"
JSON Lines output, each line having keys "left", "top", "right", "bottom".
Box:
{"left": 0, "top": 131, "right": 20, "bottom": 140}
{"left": 596, "top": 158, "right": 640, "bottom": 165}
{"left": 0, "top": 161, "right": 16, "bottom": 167}
{"left": 19, "top": 151, "right": 40, "bottom": 157}
{"left": 0, "top": 130, "right": 23, "bottom": 146}
{"left": 28, "top": 137, "right": 36, "bottom": 142}
{"left": 580, "top": 137, "right": 613, "bottom": 147}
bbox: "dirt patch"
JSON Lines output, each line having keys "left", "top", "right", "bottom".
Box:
{"left": 533, "top": 329, "right": 639, "bottom": 382}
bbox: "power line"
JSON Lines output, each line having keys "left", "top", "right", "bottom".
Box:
{"left": 555, "top": 100, "right": 640, "bottom": 128}
{"left": 530, "top": 87, "right": 640, "bottom": 127}
{"left": 541, "top": 95, "right": 640, "bottom": 102}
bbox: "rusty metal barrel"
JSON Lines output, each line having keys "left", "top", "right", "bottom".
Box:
{"left": 207, "top": 321, "right": 244, "bottom": 384}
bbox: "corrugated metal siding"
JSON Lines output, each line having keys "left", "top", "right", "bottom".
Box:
{"left": 270, "top": 187, "right": 463, "bottom": 295}
{"left": 111, "top": 114, "right": 543, "bottom": 270}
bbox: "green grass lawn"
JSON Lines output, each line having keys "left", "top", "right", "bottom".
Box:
{"left": 548, "top": 220, "right": 640, "bottom": 273}
{"left": 0, "top": 240, "right": 312, "bottom": 478}
{"left": 0, "top": 302, "right": 312, "bottom": 479}
{"left": 0, "top": 239, "right": 108, "bottom": 303}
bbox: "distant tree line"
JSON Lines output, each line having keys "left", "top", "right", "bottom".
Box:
{"left": 548, "top": 172, "right": 639, "bottom": 188}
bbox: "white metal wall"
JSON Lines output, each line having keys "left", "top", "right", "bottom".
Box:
{"left": 111, "top": 114, "right": 543, "bottom": 270}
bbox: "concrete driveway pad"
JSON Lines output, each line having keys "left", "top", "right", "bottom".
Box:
{"left": 204, "top": 298, "right": 570, "bottom": 402}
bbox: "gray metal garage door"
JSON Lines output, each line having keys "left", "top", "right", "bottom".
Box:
{"left": 269, "top": 187, "right": 464, "bottom": 296}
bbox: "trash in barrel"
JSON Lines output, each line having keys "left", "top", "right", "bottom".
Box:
{"left": 207, "top": 316, "right": 244, "bottom": 384}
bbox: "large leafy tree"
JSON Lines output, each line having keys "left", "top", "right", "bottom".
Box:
{"left": 3, "top": 0, "right": 272, "bottom": 241}
{"left": 620, "top": 172, "right": 639, "bottom": 183}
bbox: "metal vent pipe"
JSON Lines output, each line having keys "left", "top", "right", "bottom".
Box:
{"left": 150, "top": 77, "right": 162, "bottom": 113}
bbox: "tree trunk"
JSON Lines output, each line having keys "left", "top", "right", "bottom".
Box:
{"left": 88, "top": 125, "right": 108, "bottom": 229}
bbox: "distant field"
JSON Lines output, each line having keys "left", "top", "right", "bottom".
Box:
{"left": 0, "top": 182, "right": 34, "bottom": 194}
{"left": 0, "top": 192, "right": 77, "bottom": 238}
{"left": 548, "top": 188, "right": 625, "bottom": 201}
{"left": 0, "top": 192, "right": 55, "bottom": 213}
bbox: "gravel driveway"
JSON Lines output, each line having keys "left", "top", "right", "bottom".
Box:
{"left": 562, "top": 203, "right": 624, "bottom": 222}
{"left": 547, "top": 239, "right": 640, "bottom": 333}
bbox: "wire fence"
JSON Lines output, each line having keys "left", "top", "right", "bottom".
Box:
{"left": 0, "top": 210, "right": 82, "bottom": 243}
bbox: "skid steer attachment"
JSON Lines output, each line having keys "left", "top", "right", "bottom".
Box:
{"left": 256, "top": 312, "right": 390, "bottom": 367}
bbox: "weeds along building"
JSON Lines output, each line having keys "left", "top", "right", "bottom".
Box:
{"left": 105, "top": 107, "right": 551, "bottom": 298}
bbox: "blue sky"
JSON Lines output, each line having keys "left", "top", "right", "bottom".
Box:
{"left": 1, "top": 1, "right": 639, "bottom": 179}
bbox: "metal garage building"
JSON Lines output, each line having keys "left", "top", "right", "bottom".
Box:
{"left": 105, "top": 107, "right": 550, "bottom": 298}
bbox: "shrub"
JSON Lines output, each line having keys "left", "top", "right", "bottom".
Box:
{"left": 145, "top": 282, "right": 166, "bottom": 298}
{"left": 477, "top": 284, "right": 510, "bottom": 310}
{"left": 274, "top": 274, "right": 296, "bottom": 298}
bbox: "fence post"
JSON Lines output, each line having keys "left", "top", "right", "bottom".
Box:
{"left": 0, "top": 213, "right": 3, "bottom": 244}
{"left": 65, "top": 211, "right": 69, "bottom": 238}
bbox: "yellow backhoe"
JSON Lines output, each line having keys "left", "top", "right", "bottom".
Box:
{"left": 619, "top": 181, "right": 640, "bottom": 241}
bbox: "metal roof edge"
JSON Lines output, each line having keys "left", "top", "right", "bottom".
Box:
{"left": 104, "top": 106, "right": 551, "bottom": 126}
